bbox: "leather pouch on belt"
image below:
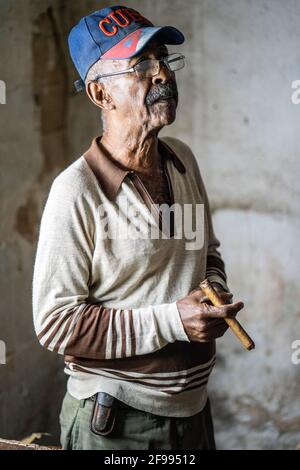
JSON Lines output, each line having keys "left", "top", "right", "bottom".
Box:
{"left": 90, "top": 392, "right": 118, "bottom": 436}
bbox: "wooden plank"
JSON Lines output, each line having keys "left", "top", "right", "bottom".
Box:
{"left": 0, "top": 438, "right": 60, "bottom": 450}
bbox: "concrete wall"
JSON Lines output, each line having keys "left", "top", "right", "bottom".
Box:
{"left": 0, "top": 0, "right": 299, "bottom": 449}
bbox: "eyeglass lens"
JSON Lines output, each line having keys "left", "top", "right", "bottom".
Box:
{"left": 135, "top": 54, "right": 185, "bottom": 78}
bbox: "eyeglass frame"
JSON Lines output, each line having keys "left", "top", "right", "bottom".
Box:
{"left": 93, "top": 53, "right": 185, "bottom": 81}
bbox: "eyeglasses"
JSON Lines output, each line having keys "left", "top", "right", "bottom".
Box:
{"left": 94, "top": 53, "right": 185, "bottom": 81}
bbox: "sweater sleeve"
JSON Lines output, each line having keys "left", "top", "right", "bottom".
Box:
{"left": 32, "top": 172, "right": 189, "bottom": 361}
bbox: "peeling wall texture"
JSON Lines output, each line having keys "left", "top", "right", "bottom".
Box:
{"left": 0, "top": 0, "right": 299, "bottom": 449}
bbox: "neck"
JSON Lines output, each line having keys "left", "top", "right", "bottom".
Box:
{"left": 100, "top": 120, "right": 162, "bottom": 175}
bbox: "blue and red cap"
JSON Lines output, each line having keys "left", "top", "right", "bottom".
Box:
{"left": 68, "top": 5, "right": 185, "bottom": 91}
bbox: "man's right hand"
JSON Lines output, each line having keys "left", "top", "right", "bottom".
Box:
{"left": 176, "top": 288, "right": 244, "bottom": 343}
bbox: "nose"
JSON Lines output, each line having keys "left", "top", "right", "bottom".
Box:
{"left": 152, "top": 61, "right": 173, "bottom": 85}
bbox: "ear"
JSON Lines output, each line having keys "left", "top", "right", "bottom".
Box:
{"left": 85, "top": 81, "right": 115, "bottom": 111}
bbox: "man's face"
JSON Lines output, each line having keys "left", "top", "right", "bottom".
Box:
{"left": 105, "top": 39, "right": 179, "bottom": 132}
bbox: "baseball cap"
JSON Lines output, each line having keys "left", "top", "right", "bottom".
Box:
{"left": 68, "top": 5, "right": 185, "bottom": 91}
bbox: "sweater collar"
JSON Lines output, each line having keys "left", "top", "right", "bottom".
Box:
{"left": 83, "top": 136, "right": 186, "bottom": 201}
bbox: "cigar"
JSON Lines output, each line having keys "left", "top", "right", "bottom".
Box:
{"left": 199, "top": 279, "right": 255, "bottom": 351}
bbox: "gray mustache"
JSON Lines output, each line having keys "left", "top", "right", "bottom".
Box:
{"left": 146, "top": 82, "right": 178, "bottom": 106}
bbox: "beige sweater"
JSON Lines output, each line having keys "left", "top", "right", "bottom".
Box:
{"left": 32, "top": 136, "right": 228, "bottom": 417}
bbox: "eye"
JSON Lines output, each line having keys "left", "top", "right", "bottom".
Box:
{"left": 135, "top": 59, "right": 151, "bottom": 72}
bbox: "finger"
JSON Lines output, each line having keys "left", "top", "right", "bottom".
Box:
{"left": 200, "top": 301, "right": 244, "bottom": 319}
{"left": 222, "top": 301, "right": 244, "bottom": 317}
{"left": 218, "top": 292, "right": 233, "bottom": 304}
{"left": 198, "top": 289, "right": 233, "bottom": 305}
{"left": 200, "top": 295, "right": 211, "bottom": 304}
{"left": 190, "top": 289, "right": 212, "bottom": 305}
{"left": 221, "top": 292, "right": 233, "bottom": 299}
{"left": 202, "top": 319, "right": 228, "bottom": 331}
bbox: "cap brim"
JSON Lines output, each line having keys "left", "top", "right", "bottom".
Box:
{"left": 101, "top": 26, "right": 185, "bottom": 60}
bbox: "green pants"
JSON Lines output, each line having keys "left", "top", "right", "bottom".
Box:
{"left": 59, "top": 391, "right": 216, "bottom": 450}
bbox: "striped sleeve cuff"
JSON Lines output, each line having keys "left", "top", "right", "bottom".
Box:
{"left": 152, "top": 301, "right": 190, "bottom": 343}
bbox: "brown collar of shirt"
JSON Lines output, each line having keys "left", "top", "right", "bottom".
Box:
{"left": 83, "top": 136, "right": 186, "bottom": 201}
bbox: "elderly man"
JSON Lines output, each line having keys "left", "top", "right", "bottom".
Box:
{"left": 32, "top": 6, "right": 244, "bottom": 450}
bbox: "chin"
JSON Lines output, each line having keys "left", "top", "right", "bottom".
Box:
{"left": 162, "top": 112, "right": 176, "bottom": 126}
{"left": 151, "top": 100, "right": 177, "bottom": 127}
{"left": 159, "top": 110, "right": 177, "bottom": 127}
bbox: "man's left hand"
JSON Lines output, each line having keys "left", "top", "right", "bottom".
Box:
{"left": 188, "top": 282, "right": 235, "bottom": 340}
